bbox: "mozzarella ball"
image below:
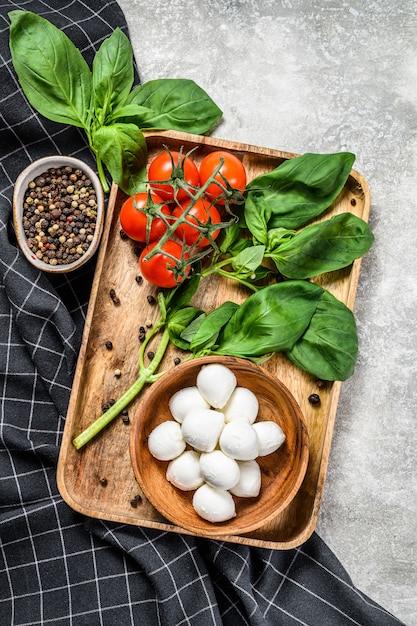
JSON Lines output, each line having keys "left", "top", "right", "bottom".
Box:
{"left": 181, "top": 408, "right": 225, "bottom": 452}
{"left": 222, "top": 387, "right": 259, "bottom": 424}
{"left": 252, "top": 421, "right": 285, "bottom": 456}
{"left": 166, "top": 450, "right": 204, "bottom": 491}
{"left": 219, "top": 420, "right": 259, "bottom": 461}
{"left": 196, "top": 363, "right": 237, "bottom": 409}
{"left": 168, "top": 386, "right": 210, "bottom": 423}
{"left": 192, "top": 484, "right": 236, "bottom": 522}
{"left": 230, "top": 460, "right": 261, "bottom": 498}
{"left": 199, "top": 450, "right": 240, "bottom": 490}
{"left": 148, "top": 420, "right": 186, "bottom": 461}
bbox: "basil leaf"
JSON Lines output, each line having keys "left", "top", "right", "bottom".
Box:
{"left": 231, "top": 245, "right": 265, "bottom": 278}
{"left": 179, "top": 313, "right": 207, "bottom": 347}
{"left": 92, "top": 28, "right": 134, "bottom": 124}
{"left": 190, "top": 301, "right": 239, "bottom": 351}
{"left": 106, "top": 103, "right": 153, "bottom": 124}
{"left": 285, "top": 289, "right": 358, "bottom": 380}
{"left": 213, "top": 280, "right": 323, "bottom": 358}
{"left": 9, "top": 10, "right": 92, "bottom": 128}
{"left": 268, "top": 213, "right": 374, "bottom": 279}
{"left": 168, "top": 308, "right": 205, "bottom": 350}
{"left": 245, "top": 200, "right": 271, "bottom": 245}
{"left": 219, "top": 221, "right": 240, "bottom": 253}
{"left": 93, "top": 123, "right": 147, "bottom": 195}
{"left": 164, "top": 272, "right": 202, "bottom": 318}
{"left": 125, "top": 78, "right": 223, "bottom": 134}
{"left": 245, "top": 152, "right": 355, "bottom": 230}
{"left": 267, "top": 227, "right": 295, "bottom": 249}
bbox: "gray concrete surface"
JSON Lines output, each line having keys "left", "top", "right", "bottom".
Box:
{"left": 118, "top": 1, "right": 417, "bottom": 624}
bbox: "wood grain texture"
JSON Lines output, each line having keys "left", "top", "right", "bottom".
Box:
{"left": 57, "top": 130, "right": 371, "bottom": 549}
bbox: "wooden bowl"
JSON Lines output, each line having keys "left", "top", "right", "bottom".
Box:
{"left": 13, "top": 155, "right": 104, "bottom": 273}
{"left": 130, "top": 356, "right": 309, "bottom": 537}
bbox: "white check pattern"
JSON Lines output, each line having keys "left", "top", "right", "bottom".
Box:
{"left": 0, "top": 1, "right": 407, "bottom": 624}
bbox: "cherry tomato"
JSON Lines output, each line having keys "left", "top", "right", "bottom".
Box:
{"left": 120, "top": 192, "right": 171, "bottom": 243}
{"left": 148, "top": 150, "right": 200, "bottom": 201}
{"left": 139, "top": 240, "right": 191, "bottom": 288}
{"left": 199, "top": 150, "right": 247, "bottom": 205}
{"left": 173, "top": 197, "right": 221, "bottom": 248}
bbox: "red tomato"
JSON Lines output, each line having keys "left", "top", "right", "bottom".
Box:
{"left": 120, "top": 192, "right": 171, "bottom": 243}
{"left": 199, "top": 150, "right": 247, "bottom": 205}
{"left": 139, "top": 240, "right": 191, "bottom": 288}
{"left": 148, "top": 150, "right": 200, "bottom": 201}
{"left": 173, "top": 197, "right": 221, "bottom": 248}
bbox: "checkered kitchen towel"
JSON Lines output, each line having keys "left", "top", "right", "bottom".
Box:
{"left": 0, "top": 1, "right": 407, "bottom": 624}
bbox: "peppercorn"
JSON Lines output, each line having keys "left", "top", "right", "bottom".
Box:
{"left": 308, "top": 393, "right": 321, "bottom": 405}
{"left": 147, "top": 295, "right": 156, "bottom": 305}
{"left": 135, "top": 275, "right": 143, "bottom": 284}
{"left": 21, "top": 166, "right": 98, "bottom": 266}
{"left": 174, "top": 357, "right": 181, "bottom": 365}
{"left": 105, "top": 341, "right": 113, "bottom": 350}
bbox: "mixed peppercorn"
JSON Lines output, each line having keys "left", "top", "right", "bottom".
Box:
{"left": 22, "top": 166, "right": 98, "bottom": 266}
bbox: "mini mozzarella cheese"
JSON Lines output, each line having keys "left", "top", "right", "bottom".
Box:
{"left": 252, "top": 421, "right": 285, "bottom": 456}
{"left": 199, "top": 450, "right": 240, "bottom": 490}
{"left": 192, "top": 484, "right": 236, "bottom": 522}
{"left": 230, "top": 460, "right": 261, "bottom": 497}
{"left": 223, "top": 387, "right": 259, "bottom": 424}
{"left": 196, "top": 363, "right": 237, "bottom": 409}
{"left": 219, "top": 420, "right": 259, "bottom": 461}
{"left": 148, "top": 420, "right": 186, "bottom": 461}
{"left": 181, "top": 408, "right": 225, "bottom": 452}
{"left": 168, "top": 386, "right": 210, "bottom": 423}
{"left": 166, "top": 450, "right": 204, "bottom": 491}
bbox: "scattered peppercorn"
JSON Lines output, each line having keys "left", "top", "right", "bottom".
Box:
{"left": 121, "top": 408, "right": 129, "bottom": 416}
{"left": 122, "top": 414, "right": 130, "bottom": 424}
{"left": 105, "top": 341, "right": 113, "bottom": 350}
{"left": 308, "top": 393, "right": 321, "bottom": 405}
{"left": 147, "top": 351, "right": 155, "bottom": 359}
{"left": 350, "top": 198, "right": 357, "bottom": 206}
{"left": 133, "top": 246, "right": 142, "bottom": 256}
{"left": 130, "top": 495, "right": 142, "bottom": 507}
{"left": 114, "top": 369, "right": 122, "bottom": 378}
{"left": 147, "top": 295, "right": 156, "bottom": 305}
{"left": 22, "top": 166, "right": 98, "bottom": 266}
{"left": 174, "top": 357, "right": 181, "bottom": 365}
{"left": 145, "top": 320, "right": 153, "bottom": 328}
{"left": 119, "top": 228, "right": 128, "bottom": 239}
{"left": 109, "top": 398, "right": 116, "bottom": 406}
{"left": 109, "top": 288, "right": 120, "bottom": 305}
{"left": 135, "top": 275, "right": 143, "bottom": 284}
{"left": 139, "top": 332, "right": 146, "bottom": 342}
{"left": 99, "top": 476, "right": 108, "bottom": 486}
{"left": 139, "top": 326, "right": 146, "bottom": 334}
{"left": 101, "top": 403, "right": 110, "bottom": 412}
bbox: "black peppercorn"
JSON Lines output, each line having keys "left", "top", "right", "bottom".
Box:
{"left": 308, "top": 393, "right": 321, "bottom": 405}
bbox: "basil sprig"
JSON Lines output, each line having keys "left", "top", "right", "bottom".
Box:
{"left": 245, "top": 151, "right": 355, "bottom": 230}
{"left": 8, "top": 11, "right": 222, "bottom": 194}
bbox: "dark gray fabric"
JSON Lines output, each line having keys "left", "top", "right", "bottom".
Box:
{"left": 0, "top": 2, "right": 406, "bottom": 624}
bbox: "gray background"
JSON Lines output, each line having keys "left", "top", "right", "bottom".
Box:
{"left": 117, "top": 1, "right": 417, "bottom": 624}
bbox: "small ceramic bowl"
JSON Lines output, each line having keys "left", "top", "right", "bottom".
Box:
{"left": 130, "top": 356, "right": 309, "bottom": 537}
{"left": 13, "top": 155, "right": 105, "bottom": 273}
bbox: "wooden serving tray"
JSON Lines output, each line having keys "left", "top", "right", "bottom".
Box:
{"left": 57, "top": 130, "right": 371, "bottom": 550}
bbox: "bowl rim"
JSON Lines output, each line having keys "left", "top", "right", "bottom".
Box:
{"left": 13, "top": 155, "right": 105, "bottom": 274}
{"left": 129, "top": 355, "right": 310, "bottom": 537}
